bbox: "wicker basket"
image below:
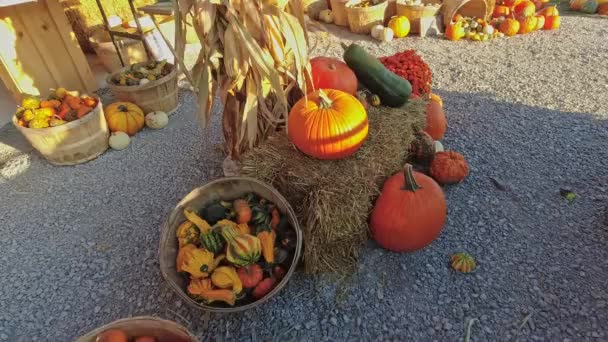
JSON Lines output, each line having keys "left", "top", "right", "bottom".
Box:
{"left": 159, "top": 177, "right": 303, "bottom": 313}
{"left": 442, "top": 0, "right": 494, "bottom": 26}
{"left": 12, "top": 100, "right": 108, "bottom": 166}
{"left": 75, "top": 316, "right": 198, "bottom": 342}
{"left": 107, "top": 63, "right": 178, "bottom": 115}
{"left": 330, "top": 0, "right": 350, "bottom": 26}
{"left": 345, "top": 0, "right": 389, "bottom": 34}
{"left": 396, "top": 2, "right": 442, "bottom": 33}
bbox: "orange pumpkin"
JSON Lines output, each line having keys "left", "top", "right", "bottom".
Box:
{"left": 105, "top": 102, "right": 145, "bottom": 136}
{"left": 430, "top": 151, "right": 470, "bottom": 185}
{"left": 518, "top": 16, "right": 537, "bottom": 34}
{"left": 287, "top": 89, "right": 369, "bottom": 160}
{"left": 424, "top": 100, "right": 447, "bottom": 140}
{"left": 370, "top": 164, "right": 447, "bottom": 252}
{"left": 499, "top": 18, "right": 520, "bottom": 36}
{"left": 599, "top": 3, "right": 608, "bottom": 14}
{"left": 534, "top": 15, "right": 545, "bottom": 30}
{"left": 541, "top": 5, "right": 559, "bottom": 16}
{"left": 514, "top": 0, "right": 536, "bottom": 16}
{"left": 544, "top": 15, "right": 560, "bottom": 30}
{"left": 445, "top": 21, "right": 465, "bottom": 41}
{"left": 493, "top": 5, "right": 511, "bottom": 17}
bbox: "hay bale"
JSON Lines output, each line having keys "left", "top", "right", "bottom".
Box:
{"left": 241, "top": 99, "right": 427, "bottom": 274}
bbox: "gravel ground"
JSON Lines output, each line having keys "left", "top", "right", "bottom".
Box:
{"left": 1, "top": 13, "right": 608, "bottom": 342}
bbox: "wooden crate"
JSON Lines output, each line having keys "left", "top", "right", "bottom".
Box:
{"left": 0, "top": 0, "right": 97, "bottom": 104}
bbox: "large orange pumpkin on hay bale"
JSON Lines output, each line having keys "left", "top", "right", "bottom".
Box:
{"left": 424, "top": 100, "right": 447, "bottom": 140}
{"left": 370, "top": 164, "right": 447, "bottom": 252}
{"left": 514, "top": 1, "right": 536, "bottom": 17}
{"left": 518, "top": 16, "right": 537, "bottom": 34}
{"left": 544, "top": 15, "right": 560, "bottom": 30}
{"left": 499, "top": 18, "right": 520, "bottom": 36}
{"left": 288, "top": 89, "right": 369, "bottom": 160}
{"left": 105, "top": 102, "right": 145, "bottom": 136}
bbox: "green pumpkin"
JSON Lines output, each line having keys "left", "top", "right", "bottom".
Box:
{"left": 200, "top": 230, "right": 225, "bottom": 254}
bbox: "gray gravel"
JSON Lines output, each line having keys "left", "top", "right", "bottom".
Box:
{"left": 1, "top": 13, "right": 608, "bottom": 342}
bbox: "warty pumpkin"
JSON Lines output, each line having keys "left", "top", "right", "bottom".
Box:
{"left": 424, "top": 100, "right": 447, "bottom": 140}
{"left": 308, "top": 57, "right": 358, "bottom": 95}
{"left": 105, "top": 102, "right": 145, "bottom": 136}
{"left": 370, "top": 164, "right": 447, "bottom": 252}
{"left": 430, "top": 151, "right": 470, "bottom": 185}
{"left": 288, "top": 89, "right": 369, "bottom": 160}
{"left": 499, "top": 18, "right": 521, "bottom": 36}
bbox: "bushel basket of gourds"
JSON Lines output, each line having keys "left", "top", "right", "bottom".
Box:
{"left": 159, "top": 177, "right": 303, "bottom": 312}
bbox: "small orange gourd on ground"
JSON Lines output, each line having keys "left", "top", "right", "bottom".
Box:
{"left": 288, "top": 89, "right": 369, "bottom": 160}
{"left": 370, "top": 164, "right": 447, "bottom": 252}
{"left": 499, "top": 19, "right": 520, "bottom": 36}
{"left": 105, "top": 102, "right": 145, "bottom": 136}
{"left": 544, "top": 15, "right": 560, "bottom": 30}
{"left": 430, "top": 151, "right": 470, "bottom": 185}
{"left": 424, "top": 100, "right": 447, "bottom": 140}
{"left": 518, "top": 16, "right": 537, "bottom": 34}
{"left": 514, "top": 1, "right": 536, "bottom": 17}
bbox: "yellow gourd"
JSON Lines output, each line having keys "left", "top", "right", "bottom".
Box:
{"left": 179, "top": 247, "right": 225, "bottom": 278}
{"left": 388, "top": 16, "right": 410, "bottom": 38}
{"left": 188, "top": 278, "right": 236, "bottom": 306}
{"left": 211, "top": 266, "right": 243, "bottom": 293}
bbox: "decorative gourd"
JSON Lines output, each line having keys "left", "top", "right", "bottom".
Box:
{"left": 179, "top": 246, "right": 225, "bottom": 278}
{"left": 40, "top": 100, "right": 61, "bottom": 109}
{"left": 504, "top": 0, "right": 523, "bottom": 6}
{"left": 369, "top": 94, "right": 381, "bottom": 107}
{"left": 499, "top": 18, "right": 520, "bottom": 36}
{"left": 176, "top": 220, "right": 200, "bottom": 247}
{"left": 105, "top": 102, "right": 145, "bottom": 136}
{"left": 200, "top": 229, "right": 225, "bottom": 254}
{"left": 534, "top": 15, "right": 545, "bottom": 30}
{"left": 570, "top": 0, "right": 586, "bottom": 9}
{"left": 581, "top": 0, "right": 598, "bottom": 13}
{"left": 388, "top": 16, "right": 410, "bottom": 38}
{"left": 370, "top": 164, "right": 447, "bottom": 252}
{"left": 493, "top": 5, "right": 511, "bottom": 17}
{"left": 430, "top": 151, "right": 469, "bottom": 185}
{"left": 424, "top": 100, "right": 447, "bottom": 140}
{"left": 408, "top": 131, "right": 435, "bottom": 163}
{"left": 342, "top": 43, "right": 412, "bottom": 107}
{"left": 201, "top": 203, "right": 227, "bottom": 225}
{"left": 183, "top": 208, "right": 212, "bottom": 233}
{"left": 430, "top": 93, "right": 443, "bottom": 107}
{"left": 288, "top": 89, "right": 369, "bottom": 160}
{"left": 145, "top": 111, "right": 169, "bottom": 129}
{"left": 355, "top": 91, "right": 369, "bottom": 111}
{"left": 377, "top": 27, "right": 394, "bottom": 42}
{"left": 319, "top": 9, "right": 334, "bottom": 23}
{"left": 599, "top": 3, "right": 608, "bottom": 14}
{"left": 188, "top": 278, "right": 236, "bottom": 305}
{"left": 450, "top": 253, "right": 476, "bottom": 273}
{"left": 257, "top": 228, "right": 276, "bottom": 263}
{"left": 237, "top": 264, "right": 263, "bottom": 288}
{"left": 108, "top": 132, "right": 130, "bottom": 150}
{"left": 543, "top": 15, "right": 560, "bottom": 30}
{"left": 434, "top": 140, "right": 444, "bottom": 153}
{"left": 308, "top": 57, "right": 358, "bottom": 95}
{"left": 541, "top": 5, "right": 559, "bottom": 15}
{"left": 273, "top": 265, "right": 286, "bottom": 281}
{"left": 221, "top": 225, "right": 262, "bottom": 266}
{"left": 371, "top": 24, "right": 385, "bottom": 39}
{"left": 237, "top": 223, "right": 251, "bottom": 235}
{"left": 176, "top": 244, "right": 196, "bottom": 273}
{"left": 252, "top": 277, "right": 276, "bottom": 299}
{"left": 483, "top": 24, "right": 494, "bottom": 35}
{"left": 445, "top": 21, "right": 465, "bottom": 41}
{"left": 233, "top": 199, "right": 252, "bottom": 224}
{"left": 270, "top": 207, "right": 280, "bottom": 230}
{"left": 518, "top": 16, "right": 537, "bottom": 34}
{"left": 211, "top": 266, "right": 243, "bottom": 293}
{"left": 514, "top": 1, "right": 536, "bottom": 16}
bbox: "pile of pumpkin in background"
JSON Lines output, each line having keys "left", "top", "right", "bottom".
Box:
{"left": 14, "top": 88, "right": 98, "bottom": 128}
{"left": 174, "top": 193, "right": 297, "bottom": 307}
{"left": 109, "top": 60, "right": 173, "bottom": 87}
{"left": 570, "top": 0, "right": 608, "bottom": 15}
{"left": 445, "top": 0, "right": 561, "bottom": 41}
{"left": 104, "top": 101, "right": 168, "bottom": 151}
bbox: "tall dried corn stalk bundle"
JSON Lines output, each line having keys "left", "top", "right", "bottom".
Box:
{"left": 175, "top": 0, "right": 311, "bottom": 159}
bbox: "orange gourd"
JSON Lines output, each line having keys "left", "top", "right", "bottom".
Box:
{"left": 430, "top": 151, "right": 470, "bottom": 185}
{"left": 105, "top": 102, "right": 145, "bottom": 136}
{"left": 445, "top": 21, "right": 465, "bottom": 41}
{"left": 424, "top": 100, "right": 447, "bottom": 140}
{"left": 499, "top": 19, "right": 520, "bottom": 36}
{"left": 514, "top": 1, "right": 536, "bottom": 17}
{"left": 40, "top": 100, "right": 61, "bottom": 109}
{"left": 233, "top": 199, "right": 252, "bottom": 224}
{"left": 65, "top": 95, "right": 82, "bottom": 110}
{"left": 493, "top": 5, "right": 511, "bottom": 17}
{"left": 541, "top": 5, "right": 559, "bottom": 15}
{"left": 518, "top": 16, "right": 537, "bottom": 34}
{"left": 288, "top": 89, "right": 369, "bottom": 160}
{"left": 543, "top": 15, "right": 560, "bottom": 30}
{"left": 370, "top": 164, "right": 447, "bottom": 252}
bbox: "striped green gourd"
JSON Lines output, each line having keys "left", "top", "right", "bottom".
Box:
{"left": 200, "top": 229, "right": 225, "bottom": 254}
{"left": 220, "top": 226, "right": 261, "bottom": 266}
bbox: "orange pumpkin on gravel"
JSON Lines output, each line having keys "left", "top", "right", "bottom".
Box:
{"left": 500, "top": 18, "right": 520, "bottom": 36}
{"left": 544, "top": 15, "right": 560, "bottom": 30}
{"left": 514, "top": 1, "right": 536, "bottom": 17}
{"left": 371, "top": 164, "right": 447, "bottom": 252}
{"left": 105, "top": 102, "right": 145, "bottom": 136}
{"left": 518, "top": 16, "right": 537, "bottom": 34}
{"left": 288, "top": 89, "right": 368, "bottom": 160}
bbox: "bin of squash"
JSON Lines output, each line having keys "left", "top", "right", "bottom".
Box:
{"left": 11, "top": 89, "right": 109, "bottom": 166}
{"left": 75, "top": 316, "right": 198, "bottom": 342}
{"left": 159, "top": 177, "right": 303, "bottom": 312}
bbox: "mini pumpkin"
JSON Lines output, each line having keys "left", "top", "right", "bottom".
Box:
{"left": 105, "top": 102, "right": 145, "bottom": 136}
{"left": 514, "top": 0, "right": 536, "bottom": 17}
{"left": 388, "top": 16, "right": 410, "bottom": 38}
{"left": 108, "top": 131, "right": 131, "bottom": 150}
{"left": 424, "top": 100, "right": 447, "bottom": 140}
{"left": 451, "top": 252, "right": 476, "bottom": 273}
{"left": 145, "top": 111, "right": 169, "bottom": 129}
{"left": 499, "top": 19, "right": 520, "bottom": 36}
{"left": 237, "top": 264, "right": 263, "bottom": 288}
{"left": 430, "top": 151, "right": 469, "bottom": 185}
{"left": 543, "top": 15, "right": 560, "bottom": 30}
{"left": 252, "top": 277, "right": 276, "bottom": 299}
{"left": 369, "top": 94, "right": 381, "bottom": 107}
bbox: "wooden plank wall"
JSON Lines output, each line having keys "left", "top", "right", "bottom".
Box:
{"left": 0, "top": 0, "right": 96, "bottom": 103}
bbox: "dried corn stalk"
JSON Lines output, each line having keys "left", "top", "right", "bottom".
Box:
{"left": 175, "top": 0, "right": 311, "bottom": 159}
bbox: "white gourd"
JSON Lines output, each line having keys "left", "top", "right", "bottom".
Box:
{"left": 371, "top": 24, "right": 385, "bottom": 39}
{"left": 378, "top": 27, "right": 394, "bottom": 42}
{"left": 483, "top": 25, "right": 494, "bottom": 35}
{"left": 109, "top": 132, "right": 130, "bottom": 150}
{"left": 145, "top": 111, "right": 169, "bottom": 129}
{"left": 434, "top": 140, "right": 444, "bottom": 153}
{"left": 139, "top": 78, "right": 151, "bottom": 86}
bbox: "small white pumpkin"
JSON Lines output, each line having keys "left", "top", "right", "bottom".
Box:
{"left": 145, "top": 111, "right": 169, "bottom": 129}
{"left": 319, "top": 9, "right": 333, "bottom": 24}
{"left": 371, "top": 24, "right": 385, "bottom": 39}
{"left": 483, "top": 25, "right": 494, "bottom": 35}
{"left": 139, "top": 78, "right": 151, "bottom": 86}
{"left": 377, "top": 27, "right": 394, "bottom": 42}
{"left": 434, "top": 140, "right": 444, "bottom": 153}
{"left": 109, "top": 131, "right": 130, "bottom": 150}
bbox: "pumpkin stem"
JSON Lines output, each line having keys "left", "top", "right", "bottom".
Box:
{"left": 117, "top": 104, "right": 128, "bottom": 112}
{"left": 317, "top": 90, "right": 333, "bottom": 109}
{"left": 401, "top": 164, "right": 422, "bottom": 192}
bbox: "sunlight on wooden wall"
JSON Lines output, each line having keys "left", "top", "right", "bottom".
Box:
{"left": 0, "top": 17, "right": 38, "bottom": 97}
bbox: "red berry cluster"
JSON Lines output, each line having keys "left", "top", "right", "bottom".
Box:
{"left": 379, "top": 50, "right": 432, "bottom": 97}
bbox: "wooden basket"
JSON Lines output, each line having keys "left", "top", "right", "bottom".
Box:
{"left": 75, "top": 316, "right": 198, "bottom": 342}
{"left": 107, "top": 63, "right": 178, "bottom": 115}
{"left": 396, "top": 2, "right": 442, "bottom": 33}
{"left": 159, "top": 177, "right": 303, "bottom": 313}
{"left": 330, "top": 0, "right": 350, "bottom": 26}
{"left": 442, "top": 0, "right": 494, "bottom": 26}
{"left": 12, "top": 100, "right": 108, "bottom": 166}
{"left": 345, "top": 0, "right": 389, "bottom": 34}
{"left": 385, "top": 0, "right": 398, "bottom": 24}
